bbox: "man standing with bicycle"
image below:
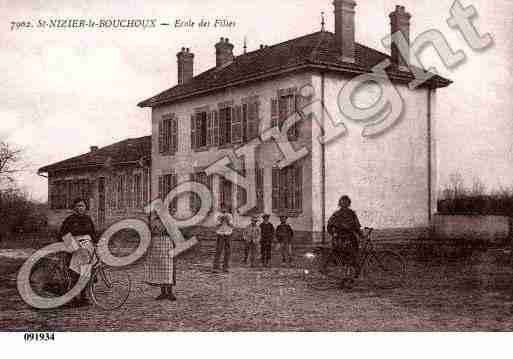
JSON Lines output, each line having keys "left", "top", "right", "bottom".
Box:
{"left": 326, "top": 195, "right": 363, "bottom": 288}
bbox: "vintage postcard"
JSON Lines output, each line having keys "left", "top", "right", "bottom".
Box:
{"left": 1, "top": 0, "right": 513, "bottom": 350}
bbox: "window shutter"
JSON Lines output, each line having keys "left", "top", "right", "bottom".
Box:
{"left": 248, "top": 101, "right": 260, "bottom": 140}
{"left": 171, "top": 118, "right": 178, "bottom": 153}
{"left": 278, "top": 95, "right": 287, "bottom": 129}
{"left": 256, "top": 167, "right": 264, "bottom": 212}
{"left": 158, "top": 120, "right": 164, "bottom": 153}
{"left": 212, "top": 111, "right": 220, "bottom": 146}
{"left": 195, "top": 114, "right": 203, "bottom": 148}
{"left": 158, "top": 175, "right": 164, "bottom": 200}
{"left": 171, "top": 174, "right": 178, "bottom": 212}
{"left": 219, "top": 108, "right": 226, "bottom": 146}
{"left": 207, "top": 111, "right": 213, "bottom": 147}
{"left": 190, "top": 114, "right": 197, "bottom": 150}
{"left": 289, "top": 93, "right": 299, "bottom": 141}
{"left": 242, "top": 103, "right": 248, "bottom": 142}
{"left": 271, "top": 98, "right": 279, "bottom": 128}
{"left": 218, "top": 176, "right": 224, "bottom": 209}
{"left": 232, "top": 105, "right": 242, "bottom": 144}
{"left": 272, "top": 167, "right": 280, "bottom": 213}
{"left": 294, "top": 164, "right": 302, "bottom": 211}
{"left": 189, "top": 173, "right": 195, "bottom": 212}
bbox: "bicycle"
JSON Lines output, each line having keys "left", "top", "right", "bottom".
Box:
{"left": 304, "top": 227, "right": 406, "bottom": 290}
{"left": 29, "top": 237, "right": 132, "bottom": 310}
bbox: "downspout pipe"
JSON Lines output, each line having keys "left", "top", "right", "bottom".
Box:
{"left": 427, "top": 87, "right": 433, "bottom": 223}
{"left": 321, "top": 72, "right": 327, "bottom": 244}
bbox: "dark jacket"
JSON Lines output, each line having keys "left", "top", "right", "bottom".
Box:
{"left": 259, "top": 222, "right": 275, "bottom": 242}
{"left": 327, "top": 207, "right": 361, "bottom": 243}
{"left": 275, "top": 223, "right": 293, "bottom": 243}
{"left": 59, "top": 213, "right": 97, "bottom": 244}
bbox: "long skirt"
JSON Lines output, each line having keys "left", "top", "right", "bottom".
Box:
{"left": 145, "top": 234, "right": 176, "bottom": 285}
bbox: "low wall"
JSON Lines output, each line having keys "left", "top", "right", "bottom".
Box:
{"left": 432, "top": 214, "right": 511, "bottom": 243}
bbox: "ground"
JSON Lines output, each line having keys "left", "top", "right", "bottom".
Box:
{"left": 1, "top": 239, "right": 513, "bottom": 331}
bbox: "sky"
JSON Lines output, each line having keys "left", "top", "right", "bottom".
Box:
{"left": 1, "top": 0, "right": 512, "bottom": 201}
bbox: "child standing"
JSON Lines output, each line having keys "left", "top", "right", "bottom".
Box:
{"left": 145, "top": 214, "right": 177, "bottom": 301}
{"left": 276, "top": 215, "right": 294, "bottom": 265}
{"left": 259, "top": 214, "right": 275, "bottom": 267}
{"left": 242, "top": 215, "right": 260, "bottom": 267}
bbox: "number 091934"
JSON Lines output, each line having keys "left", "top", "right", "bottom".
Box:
{"left": 24, "top": 332, "right": 55, "bottom": 342}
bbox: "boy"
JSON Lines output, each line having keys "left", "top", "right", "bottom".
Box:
{"left": 259, "top": 214, "right": 275, "bottom": 267}
{"left": 276, "top": 215, "right": 294, "bottom": 265}
{"left": 242, "top": 215, "right": 260, "bottom": 267}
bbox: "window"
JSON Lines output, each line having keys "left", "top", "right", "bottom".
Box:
{"left": 158, "top": 173, "right": 178, "bottom": 213}
{"left": 242, "top": 99, "right": 260, "bottom": 141}
{"left": 234, "top": 167, "right": 264, "bottom": 213}
{"left": 189, "top": 171, "right": 213, "bottom": 213}
{"left": 271, "top": 88, "right": 299, "bottom": 140}
{"left": 159, "top": 115, "right": 178, "bottom": 154}
{"left": 191, "top": 99, "right": 259, "bottom": 149}
{"left": 219, "top": 177, "right": 233, "bottom": 211}
{"left": 192, "top": 111, "right": 215, "bottom": 150}
{"left": 219, "top": 106, "right": 233, "bottom": 146}
{"left": 272, "top": 163, "right": 303, "bottom": 215}
{"left": 207, "top": 110, "right": 219, "bottom": 147}
{"left": 50, "top": 179, "right": 90, "bottom": 210}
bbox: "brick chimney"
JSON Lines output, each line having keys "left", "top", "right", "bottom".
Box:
{"left": 389, "top": 5, "right": 411, "bottom": 70}
{"left": 333, "top": 0, "right": 357, "bottom": 63}
{"left": 215, "top": 37, "right": 234, "bottom": 67}
{"left": 177, "top": 47, "right": 194, "bottom": 85}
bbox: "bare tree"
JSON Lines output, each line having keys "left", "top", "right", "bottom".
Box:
{"left": 0, "top": 141, "right": 23, "bottom": 186}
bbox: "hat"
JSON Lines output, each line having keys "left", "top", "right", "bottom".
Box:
{"left": 279, "top": 215, "right": 288, "bottom": 220}
{"left": 262, "top": 214, "right": 270, "bottom": 219}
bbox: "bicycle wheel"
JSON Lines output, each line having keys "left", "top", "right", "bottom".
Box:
{"left": 362, "top": 250, "right": 406, "bottom": 288}
{"left": 29, "top": 257, "right": 70, "bottom": 298}
{"left": 88, "top": 266, "right": 131, "bottom": 310}
{"left": 306, "top": 249, "right": 352, "bottom": 290}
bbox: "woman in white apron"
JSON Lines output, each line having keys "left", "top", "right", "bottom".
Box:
{"left": 145, "top": 214, "right": 176, "bottom": 301}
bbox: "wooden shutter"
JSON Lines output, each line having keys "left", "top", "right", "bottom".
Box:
{"left": 170, "top": 173, "right": 177, "bottom": 212}
{"left": 242, "top": 103, "right": 248, "bottom": 142}
{"left": 158, "top": 175, "right": 164, "bottom": 200}
{"left": 195, "top": 114, "right": 203, "bottom": 148}
{"left": 248, "top": 101, "right": 260, "bottom": 140}
{"left": 272, "top": 167, "right": 280, "bottom": 213}
{"left": 190, "top": 114, "right": 197, "bottom": 150}
{"left": 212, "top": 110, "right": 220, "bottom": 146}
{"left": 219, "top": 108, "right": 226, "bottom": 146}
{"left": 294, "top": 164, "right": 302, "bottom": 211}
{"left": 278, "top": 95, "right": 287, "bottom": 129}
{"left": 271, "top": 98, "right": 279, "bottom": 128}
{"left": 232, "top": 105, "right": 242, "bottom": 144}
{"left": 171, "top": 117, "right": 178, "bottom": 153}
{"left": 189, "top": 173, "right": 195, "bottom": 212}
{"left": 158, "top": 120, "right": 164, "bottom": 154}
{"left": 256, "top": 167, "right": 264, "bottom": 212}
{"left": 207, "top": 111, "right": 213, "bottom": 147}
{"left": 289, "top": 92, "right": 299, "bottom": 141}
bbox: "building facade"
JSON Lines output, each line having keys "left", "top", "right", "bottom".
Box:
{"left": 137, "top": 1, "right": 451, "bottom": 242}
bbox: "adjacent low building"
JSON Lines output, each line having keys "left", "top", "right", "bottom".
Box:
{"left": 38, "top": 136, "right": 151, "bottom": 231}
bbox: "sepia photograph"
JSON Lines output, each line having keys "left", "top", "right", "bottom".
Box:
{"left": 1, "top": 0, "right": 513, "bottom": 351}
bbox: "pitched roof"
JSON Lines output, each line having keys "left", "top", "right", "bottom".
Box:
{"left": 138, "top": 31, "right": 452, "bottom": 108}
{"left": 38, "top": 135, "right": 151, "bottom": 174}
